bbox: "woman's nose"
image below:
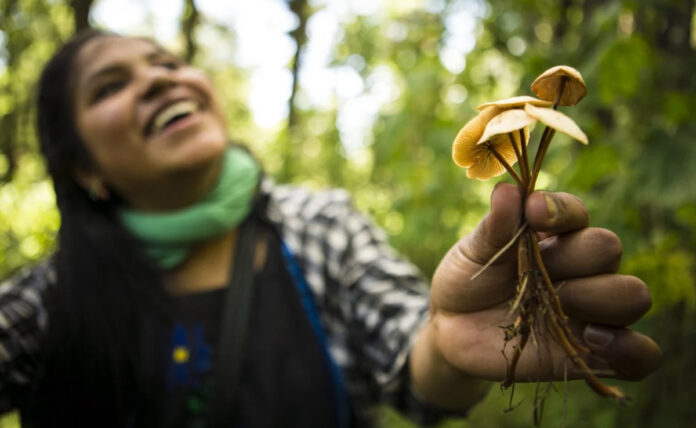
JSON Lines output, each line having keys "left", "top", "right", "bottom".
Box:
{"left": 139, "top": 68, "right": 176, "bottom": 101}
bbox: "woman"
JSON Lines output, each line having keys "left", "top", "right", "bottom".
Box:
{"left": 0, "top": 29, "right": 661, "bottom": 427}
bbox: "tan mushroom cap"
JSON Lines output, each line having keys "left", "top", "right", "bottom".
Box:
{"left": 531, "top": 65, "right": 586, "bottom": 106}
{"left": 476, "top": 95, "right": 552, "bottom": 111}
{"left": 452, "top": 106, "right": 501, "bottom": 168}
{"left": 477, "top": 109, "right": 536, "bottom": 145}
{"left": 524, "top": 103, "right": 588, "bottom": 145}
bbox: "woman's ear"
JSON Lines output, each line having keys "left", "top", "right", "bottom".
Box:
{"left": 74, "top": 168, "right": 110, "bottom": 201}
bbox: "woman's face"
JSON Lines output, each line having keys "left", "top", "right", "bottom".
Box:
{"left": 72, "top": 36, "right": 228, "bottom": 211}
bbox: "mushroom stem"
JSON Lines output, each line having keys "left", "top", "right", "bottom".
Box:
{"left": 519, "top": 128, "right": 530, "bottom": 183}
{"left": 553, "top": 76, "right": 568, "bottom": 110}
{"left": 527, "top": 76, "right": 567, "bottom": 194}
{"left": 488, "top": 145, "right": 525, "bottom": 187}
{"left": 507, "top": 132, "right": 528, "bottom": 183}
{"left": 528, "top": 127, "right": 556, "bottom": 194}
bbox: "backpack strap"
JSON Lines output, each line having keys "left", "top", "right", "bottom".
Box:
{"left": 279, "top": 240, "right": 352, "bottom": 428}
{"left": 209, "top": 214, "right": 258, "bottom": 428}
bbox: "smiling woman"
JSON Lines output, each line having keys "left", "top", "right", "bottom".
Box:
{"left": 72, "top": 36, "right": 228, "bottom": 212}
{"left": 1, "top": 29, "right": 439, "bottom": 428}
{"left": 0, "top": 28, "right": 661, "bottom": 428}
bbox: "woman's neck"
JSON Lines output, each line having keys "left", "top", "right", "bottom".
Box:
{"left": 166, "top": 229, "right": 238, "bottom": 295}
{"left": 165, "top": 226, "right": 268, "bottom": 295}
{"left": 127, "top": 155, "right": 225, "bottom": 213}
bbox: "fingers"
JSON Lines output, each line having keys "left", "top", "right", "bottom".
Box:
{"left": 455, "top": 185, "right": 594, "bottom": 268}
{"left": 559, "top": 275, "right": 651, "bottom": 326}
{"left": 431, "top": 308, "right": 662, "bottom": 383}
{"left": 540, "top": 227, "right": 623, "bottom": 279}
{"left": 431, "top": 184, "right": 662, "bottom": 384}
{"left": 583, "top": 324, "right": 662, "bottom": 380}
{"left": 526, "top": 190, "right": 589, "bottom": 234}
{"left": 433, "top": 184, "right": 622, "bottom": 314}
{"left": 558, "top": 274, "right": 658, "bottom": 380}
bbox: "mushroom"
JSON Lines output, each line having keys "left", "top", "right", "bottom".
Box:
{"left": 452, "top": 106, "right": 534, "bottom": 180}
{"left": 452, "top": 106, "right": 501, "bottom": 168}
{"left": 530, "top": 65, "right": 586, "bottom": 106}
{"left": 467, "top": 130, "right": 528, "bottom": 180}
{"left": 477, "top": 108, "right": 536, "bottom": 145}
{"left": 477, "top": 95, "right": 552, "bottom": 111}
{"left": 524, "top": 103, "right": 588, "bottom": 145}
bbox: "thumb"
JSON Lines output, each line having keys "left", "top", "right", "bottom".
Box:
{"left": 432, "top": 183, "right": 524, "bottom": 313}
{"left": 464, "top": 183, "right": 524, "bottom": 264}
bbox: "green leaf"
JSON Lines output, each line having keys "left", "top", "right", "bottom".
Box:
{"left": 598, "top": 35, "right": 652, "bottom": 104}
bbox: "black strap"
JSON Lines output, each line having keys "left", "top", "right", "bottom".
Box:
{"left": 209, "top": 215, "right": 258, "bottom": 428}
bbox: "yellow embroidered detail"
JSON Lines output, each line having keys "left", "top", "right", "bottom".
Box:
{"left": 173, "top": 346, "right": 190, "bottom": 363}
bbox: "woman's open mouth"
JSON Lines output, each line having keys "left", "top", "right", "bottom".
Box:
{"left": 147, "top": 100, "right": 200, "bottom": 136}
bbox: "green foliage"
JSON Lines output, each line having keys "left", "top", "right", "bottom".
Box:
{"left": 565, "top": 144, "right": 620, "bottom": 192}
{"left": 598, "top": 36, "right": 652, "bottom": 104}
{"left": 0, "top": 411, "right": 19, "bottom": 428}
{"left": 2, "top": 0, "right": 696, "bottom": 426}
{"left": 0, "top": 154, "right": 59, "bottom": 278}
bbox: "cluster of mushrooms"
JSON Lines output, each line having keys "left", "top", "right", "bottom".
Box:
{"left": 452, "top": 66, "right": 626, "bottom": 405}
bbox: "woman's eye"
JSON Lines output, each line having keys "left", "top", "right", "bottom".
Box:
{"left": 93, "top": 80, "right": 125, "bottom": 102}
{"left": 157, "top": 60, "right": 181, "bottom": 70}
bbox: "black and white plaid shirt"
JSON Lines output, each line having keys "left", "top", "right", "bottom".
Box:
{"left": 0, "top": 181, "right": 467, "bottom": 424}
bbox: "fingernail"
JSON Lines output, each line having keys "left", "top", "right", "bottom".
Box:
{"left": 584, "top": 325, "right": 614, "bottom": 350}
{"left": 545, "top": 194, "right": 558, "bottom": 222}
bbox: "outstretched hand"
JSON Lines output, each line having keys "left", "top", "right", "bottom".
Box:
{"left": 411, "top": 183, "right": 661, "bottom": 409}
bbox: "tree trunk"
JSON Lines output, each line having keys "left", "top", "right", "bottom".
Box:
{"left": 278, "top": 0, "right": 310, "bottom": 182}
{"left": 70, "top": 0, "right": 94, "bottom": 33}
{"left": 287, "top": 0, "right": 309, "bottom": 130}
{"left": 553, "top": 0, "right": 572, "bottom": 41}
{"left": 181, "top": 0, "right": 200, "bottom": 63}
{"left": 0, "top": 0, "right": 20, "bottom": 182}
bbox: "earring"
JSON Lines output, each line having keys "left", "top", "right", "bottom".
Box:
{"left": 87, "top": 185, "right": 109, "bottom": 201}
{"left": 88, "top": 187, "right": 100, "bottom": 201}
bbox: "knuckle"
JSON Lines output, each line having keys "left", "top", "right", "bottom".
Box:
{"left": 572, "top": 194, "right": 590, "bottom": 223}
{"left": 547, "top": 192, "right": 589, "bottom": 229}
{"left": 588, "top": 228, "right": 623, "bottom": 265}
{"left": 625, "top": 276, "right": 652, "bottom": 320}
{"left": 569, "top": 192, "right": 587, "bottom": 210}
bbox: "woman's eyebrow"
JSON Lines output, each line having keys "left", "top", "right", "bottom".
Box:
{"left": 82, "top": 48, "right": 172, "bottom": 90}
{"left": 146, "top": 48, "right": 178, "bottom": 61}
{"left": 79, "top": 65, "right": 126, "bottom": 97}
{"left": 84, "top": 65, "right": 122, "bottom": 86}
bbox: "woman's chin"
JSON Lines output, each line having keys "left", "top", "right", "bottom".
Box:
{"left": 159, "top": 128, "right": 228, "bottom": 173}
{"left": 149, "top": 111, "right": 228, "bottom": 164}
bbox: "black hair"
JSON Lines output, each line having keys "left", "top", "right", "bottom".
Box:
{"left": 24, "top": 29, "right": 170, "bottom": 427}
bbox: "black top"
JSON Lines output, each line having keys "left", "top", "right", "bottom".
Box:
{"left": 160, "top": 223, "right": 338, "bottom": 428}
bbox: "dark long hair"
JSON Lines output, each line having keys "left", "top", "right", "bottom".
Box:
{"left": 24, "top": 30, "right": 170, "bottom": 427}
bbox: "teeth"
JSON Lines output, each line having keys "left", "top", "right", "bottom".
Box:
{"left": 151, "top": 100, "right": 198, "bottom": 134}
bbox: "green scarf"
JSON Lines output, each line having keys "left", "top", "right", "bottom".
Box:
{"left": 120, "top": 147, "right": 260, "bottom": 269}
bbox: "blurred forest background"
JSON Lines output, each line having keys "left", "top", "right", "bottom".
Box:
{"left": 1, "top": 0, "right": 696, "bottom": 426}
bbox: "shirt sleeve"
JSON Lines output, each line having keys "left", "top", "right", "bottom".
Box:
{"left": 268, "top": 184, "right": 467, "bottom": 424}
{"left": 0, "top": 263, "right": 50, "bottom": 414}
{"left": 333, "top": 194, "right": 430, "bottom": 387}
{"left": 329, "top": 194, "right": 471, "bottom": 424}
